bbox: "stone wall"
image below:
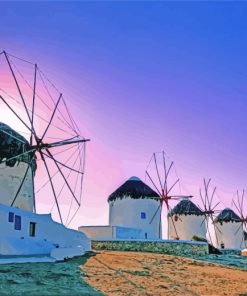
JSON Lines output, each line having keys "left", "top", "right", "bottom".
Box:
{"left": 92, "top": 239, "right": 209, "bottom": 256}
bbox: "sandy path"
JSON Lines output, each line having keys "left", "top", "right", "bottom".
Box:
{"left": 81, "top": 251, "right": 247, "bottom": 296}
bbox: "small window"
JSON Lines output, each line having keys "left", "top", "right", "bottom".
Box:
{"left": 8, "top": 212, "right": 14, "bottom": 223}
{"left": 141, "top": 212, "right": 146, "bottom": 219}
{"left": 14, "top": 215, "right": 21, "bottom": 230}
{"left": 29, "top": 222, "right": 36, "bottom": 237}
{"left": 174, "top": 215, "right": 178, "bottom": 222}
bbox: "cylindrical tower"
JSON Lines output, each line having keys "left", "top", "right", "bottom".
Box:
{"left": 108, "top": 176, "right": 161, "bottom": 239}
{"left": 213, "top": 208, "right": 245, "bottom": 249}
{"left": 0, "top": 123, "right": 36, "bottom": 211}
{"left": 168, "top": 199, "right": 206, "bottom": 240}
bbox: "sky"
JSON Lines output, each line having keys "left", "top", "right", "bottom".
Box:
{"left": 1, "top": 1, "right": 247, "bottom": 233}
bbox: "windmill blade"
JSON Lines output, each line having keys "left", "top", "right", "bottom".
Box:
{"left": 153, "top": 153, "right": 163, "bottom": 192}
{"left": 203, "top": 178, "right": 211, "bottom": 209}
{"left": 209, "top": 186, "right": 216, "bottom": 209}
{"left": 166, "top": 161, "right": 174, "bottom": 181}
{"left": 212, "top": 201, "right": 221, "bottom": 211}
{"left": 10, "top": 156, "right": 35, "bottom": 207}
{"left": 239, "top": 233, "right": 245, "bottom": 249}
{"left": 40, "top": 151, "right": 63, "bottom": 224}
{"left": 237, "top": 190, "right": 242, "bottom": 213}
{"left": 39, "top": 93, "right": 62, "bottom": 143}
{"left": 199, "top": 189, "right": 207, "bottom": 211}
{"left": 167, "top": 178, "right": 180, "bottom": 195}
{"left": 212, "top": 221, "right": 222, "bottom": 234}
{"left": 30, "top": 63, "right": 37, "bottom": 145}
{"left": 234, "top": 222, "right": 244, "bottom": 236}
{"left": 200, "top": 215, "right": 207, "bottom": 227}
{"left": 240, "top": 190, "right": 245, "bottom": 218}
{"left": 170, "top": 195, "right": 192, "bottom": 199}
{"left": 162, "top": 151, "right": 168, "bottom": 193}
{"left": 146, "top": 170, "right": 162, "bottom": 197}
{"left": 232, "top": 197, "right": 243, "bottom": 219}
{"left": 149, "top": 202, "right": 162, "bottom": 225}
{"left": 3, "top": 51, "right": 33, "bottom": 127}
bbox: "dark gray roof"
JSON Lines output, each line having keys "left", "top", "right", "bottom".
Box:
{"left": 169, "top": 199, "right": 204, "bottom": 216}
{"left": 107, "top": 176, "right": 160, "bottom": 202}
{"left": 214, "top": 208, "right": 242, "bottom": 223}
{"left": 0, "top": 122, "right": 36, "bottom": 170}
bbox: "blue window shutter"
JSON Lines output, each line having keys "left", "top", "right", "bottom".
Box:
{"left": 8, "top": 212, "right": 14, "bottom": 222}
{"left": 14, "top": 215, "right": 21, "bottom": 230}
{"left": 141, "top": 212, "right": 146, "bottom": 219}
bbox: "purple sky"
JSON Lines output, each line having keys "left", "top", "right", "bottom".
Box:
{"left": 1, "top": 2, "right": 247, "bottom": 229}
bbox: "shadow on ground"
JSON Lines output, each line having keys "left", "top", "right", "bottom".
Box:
{"left": 0, "top": 252, "right": 102, "bottom": 296}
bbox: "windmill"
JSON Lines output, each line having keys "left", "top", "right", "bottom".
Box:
{"left": 0, "top": 50, "right": 89, "bottom": 227}
{"left": 198, "top": 178, "right": 222, "bottom": 246}
{"left": 232, "top": 190, "right": 247, "bottom": 248}
{"left": 145, "top": 151, "right": 192, "bottom": 239}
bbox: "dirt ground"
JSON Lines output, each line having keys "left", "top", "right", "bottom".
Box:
{"left": 81, "top": 250, "right": 247, "bottom": 296}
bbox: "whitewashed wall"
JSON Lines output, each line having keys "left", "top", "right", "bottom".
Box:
{"left": 78, "top": 225, "right": 144, "bottom": 239}
{"left": 78, "top": 226, "right": 114, "bottom": 239}
{"left": 168, "top": 215, "right": 207, "bottom": 240}
{"left": 214, "top": 221, "right": 245, "bottom": 249}
{"left": 0, "top": 162, "right": 34, "bottom": 211}
{"left": 0, "top": 204, "right": 90, "bottom": 256}
{"left": 109, "top": 196, "right": 161, "bottom": 239}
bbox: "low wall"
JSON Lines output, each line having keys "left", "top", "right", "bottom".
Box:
{"left": 92, "top": 239, "right": 209, "bottom": 256}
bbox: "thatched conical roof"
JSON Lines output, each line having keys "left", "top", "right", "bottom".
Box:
{"left": 107, "top": 176, "right": 160, "bottom": 202}
{"left": 214, "top": 208, "right": 242, "bottom": 223}
{"left": 169, "top": 199, "right": 204, "bottom": 216}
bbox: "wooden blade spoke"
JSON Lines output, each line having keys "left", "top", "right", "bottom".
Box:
{"left": 167, "top": 179, "right": 180, "bottom": 195}
{"left": 200, "top": 189, "right": 206, "bottom": 211}
{"left": 149, "top": 203, "right": 161, "bottom": 225}
{"left": 39, "top": 93, "right": 62, "bottom": 143}
{"left": 212, "top": 201, "right": 220, "bottom": 211}
{"left": 0, "top": 95, "right": 32, "bottom": 133}
{"left": 234, "top": 222, "right": 243, "bottom": 236}
{"left": 40, "top": 151, "right": 63, "bottom": 224}
{"left": 30, "top": 64, "right": 37, "bottom": 145}
{"left": 162, "top": 151, "right": 168, "bottom": 193}
{"left": 209, "top": 186, "right": 216, "bottom": 209}
{"left": 166, "top": 161, "right": 174, "bottom": 181}
{"left": 146, "top": 170, "right": 162, "bottom": 197}
{"left": 200, "top": 215, "right": 207, "bottom": 227}
{"left": 10, "top": 156, "right": 34, "bottom": 207}
{"left": 45, "top": 149, "right": 80, "bottom": 206}
{"left": 153, "top": 153, "right": 163, "bottom": 192}
{"left": 4, "top": 51, "right": 32, "bottom": 126}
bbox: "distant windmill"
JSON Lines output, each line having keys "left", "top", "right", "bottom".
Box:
{"left": 232, "top": 190, "right": 247, "bottom": 248}
{"left": 145, "top": 151, "right": 192, "bottom": 239}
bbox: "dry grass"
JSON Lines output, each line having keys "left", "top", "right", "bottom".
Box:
{"left": 81, "top": 250, "right": 247, "bottom": 296}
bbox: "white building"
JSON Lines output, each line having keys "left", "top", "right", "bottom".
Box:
{"left": 79, "top": 176, "right": 161, "bottom": 239}
{"left": 168, "top": 199, "right": 207, "bottom": 241}
{"left": 213, "top": 208, "right": 245, "bottom": 250}
{"left": 0, "top": 203, "right": 90, "bottom": 262}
